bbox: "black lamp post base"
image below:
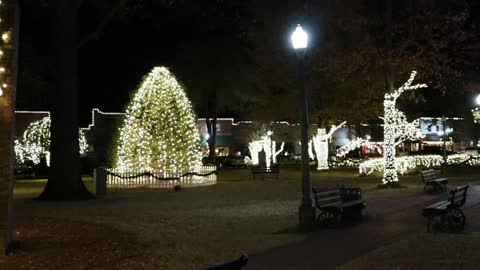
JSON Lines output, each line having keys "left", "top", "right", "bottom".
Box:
{"left": 298, "top": 202, "right": 316, "bottom": 232}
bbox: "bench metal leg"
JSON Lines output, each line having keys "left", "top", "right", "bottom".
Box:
{"left": 424, "top": 184, "right": 434, "bottom": 194}
{"left": 424, "top": 183, "right": 446, "bottom": 194}
{"left": 317, "top": 209, "right": 341, "bottom": 227}
{"left": 425, "top": 214, "right": 447, "bottom": 233}
{"left": 447, "top": 207, "right": 465, "bottom": 232}
{"left": 426, "top": 218, "right": 433, "bottom": 232}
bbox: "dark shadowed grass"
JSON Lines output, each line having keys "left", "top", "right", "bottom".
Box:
{"left": 10, "top": 167, "right": 480, "bottom": 269}
{"left": 336, "top": 233, "right": 480, "bottom": 270}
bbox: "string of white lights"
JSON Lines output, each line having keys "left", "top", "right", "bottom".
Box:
{"left": 115, "top": 67, "right": 202, "bottom": 175}
{"left": 248, "top": 135, "right": 284, "bottom": 168}
{"left": 0, "top": 0, "right": 11, "bottom": 98}
{"left": 382, "top": 71, "right": 427, "bottom": 184}
{"left": 310, "top": 121, "right": 346, "bottom": 170}
{"left": 360, "top": 153, "right": 480, "bottom": 176}
{"left": 336, "top": 135, "right": 371, "bottom": 158}
{"left": 14, "top": 116, "right": 88, "bottom": 166}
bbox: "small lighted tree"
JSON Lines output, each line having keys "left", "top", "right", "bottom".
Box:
{"left": 382, "top": 71, "right": 426, "bottom": 185}
{"left": 310, "top": 121, "right": 346, "bottom": 170}
{"left": 115, "top": 67, "right": 202, "bottom": 173}
{"left": 248, "top": 135, "right": 284, "bottom": 168}
{"left": 15, "top": 116, "right": 88, "bottom": 166}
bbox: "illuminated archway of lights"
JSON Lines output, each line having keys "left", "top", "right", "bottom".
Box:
{"left": 15, "top": 116, "right": 88, "bottom": 166}
{"left": 115, "top": 67, "right": 202, "bottom": 174}
{"left": 382, "top": 71, "right": 427, "bottom": 184}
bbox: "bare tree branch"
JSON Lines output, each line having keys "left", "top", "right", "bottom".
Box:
{"left": 77, "top": 0, "right": 129, "bottom": 48}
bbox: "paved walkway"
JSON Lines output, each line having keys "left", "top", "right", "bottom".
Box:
{"left": 246, "top": 185, "right": 480, "bottom": 270}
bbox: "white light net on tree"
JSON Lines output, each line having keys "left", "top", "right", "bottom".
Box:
{"left": 310, "top": 122, "right": 346, "bottom": 170}
{"left": 115, "top": 67, "right": 202, "bottom": 174}
{"left": 248, "top": 135, "right": 284, "bottom": 168}
{"left": 382, "top": 71, "right": 426, "bottom": 184}
{"left": 15, "top": 116, "right": 88, "bottom": 166}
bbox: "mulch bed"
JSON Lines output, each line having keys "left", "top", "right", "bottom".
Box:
{"left": 3, "top": 216, "right": 143, "bottom": 270}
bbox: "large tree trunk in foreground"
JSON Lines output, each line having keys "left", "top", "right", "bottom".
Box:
{"left": 37, "top": 0, "right": 92, "bottom": 200}
{"left": 0, "top": 0, "right": 20, "bottom": 254}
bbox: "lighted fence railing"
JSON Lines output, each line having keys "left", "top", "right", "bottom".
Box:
{"left": 95, "top": 166, "right": 217, "bottom": 190}
{"left": 358, "top": 154, "right": 480, "bottom": 176}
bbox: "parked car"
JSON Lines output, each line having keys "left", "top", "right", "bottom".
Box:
{"left": 222, "top": 156, "right": 247, "bottom": 168}
{"left": 202, "top": 156, "right": 247, "bottom": 168}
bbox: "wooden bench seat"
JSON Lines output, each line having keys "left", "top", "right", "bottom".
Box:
{"left": 420, "top": 169, "right": 448, "bottom": 193}
{"left": 423, "top": 185, "right": 469, "bottom": 232}
{"left": 251, "top": 165, "right": 279, "bottom": 180}
{"left": 312, "top": 186, "right": 366, "bottom": 226}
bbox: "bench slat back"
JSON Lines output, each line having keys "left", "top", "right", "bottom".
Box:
{"left": 448, "top": 185, "right": 469, "bottom": 208}
{"left": 420, "top": 169, "right": 436, "bottom": 183}
{"left": 312, "top": 186, "right": 343, "bottom": 208}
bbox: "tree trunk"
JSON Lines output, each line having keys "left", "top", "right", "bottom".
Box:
{"left": 381, "top": 0, "right": 399, "bottom": 185}
{"left": 37, "top": 0, "right": 92, "bottom": 200}
{"left": 206, "top": 91, "right": 217, "bottom": 164}
{"left": 383, "top": 0, "right": 394, "bottom": 92}
{"left": 0, "top": 0, "right": 20, "bottom": 254}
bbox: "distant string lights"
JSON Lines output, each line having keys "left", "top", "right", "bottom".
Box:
{"left": 0, "top": 0, "right": 11, "bottom": 98}
{"left": 310, "top": 122, "right": 345, "bottom": 170}
{"left": 248, "top": 134, "right": 284, "bottom": 168}
{"left": 15, "top": 116, "right": 88, "bottom": 166}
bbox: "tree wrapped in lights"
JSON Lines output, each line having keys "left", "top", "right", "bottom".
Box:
{"left": 382, "top": 71, "right": 426, "bottom": 184}
{"left": 115, "top": 67, "right": 202, "bottom": 174}
{"left": 14, "top": 116, "right": 88, "bottom": 166}
{"left": 310, "top": 122, "right": 346, "bottom": 170}
{"left": 248, "top": 135, "right": 284, "bottom": 168}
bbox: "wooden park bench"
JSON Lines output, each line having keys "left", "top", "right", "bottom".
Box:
{"left": 423, "top": 185, "right": 469, "bottom": 232}
{"left": 420, "top": 168, "right": 448, "bottom": 193}
{"left": 312, "top": 185, "right": 366, "bottom": 226}
{"left": 202, "top": 254, "right": 248, "bottom": 270}
{"left": 251, "top": 165, "right": 279, "bottom": 180}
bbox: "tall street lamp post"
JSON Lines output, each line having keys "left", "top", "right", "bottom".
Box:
{"left": 291, "top": 25, "right": 316, "bottom": 231}
{"left": 472, "top": 94, "right": 480, "bottom": 151}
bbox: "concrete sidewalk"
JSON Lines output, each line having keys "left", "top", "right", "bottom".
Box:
{"left": 246, "top": 185, "right": 480, "bottom": 270}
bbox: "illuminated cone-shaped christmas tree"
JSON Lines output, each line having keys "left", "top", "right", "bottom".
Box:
{"left": 115, "top": 67, "right": 202, "bottom": 174}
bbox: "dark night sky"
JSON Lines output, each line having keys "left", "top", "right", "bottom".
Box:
{"left": 17, "top": 0, "right": 480, "bottom": 126}
{"left": 78, "top": 6, "right": 185, "bottom": 124}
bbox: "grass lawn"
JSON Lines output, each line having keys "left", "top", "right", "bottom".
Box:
{"left": 7, "top": 166, "right": 480, "bottom": 269}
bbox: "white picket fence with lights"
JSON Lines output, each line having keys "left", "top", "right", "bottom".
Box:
{"left": 94, "top": 165, "right": 217, "bottom": 193}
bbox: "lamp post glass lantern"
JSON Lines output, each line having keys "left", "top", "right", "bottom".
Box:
{"left": 291, "top": 25, "right": 308, "bottom": 49}
{"left": 291, "top": 24, "right": 316, "bottom": 231}
{"left": 475, "top": 94, "right": 480, "bottom": 106}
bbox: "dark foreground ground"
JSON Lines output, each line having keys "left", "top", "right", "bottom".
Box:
{"left": 4, "top": 167, "right": 480, "bottom": 270}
